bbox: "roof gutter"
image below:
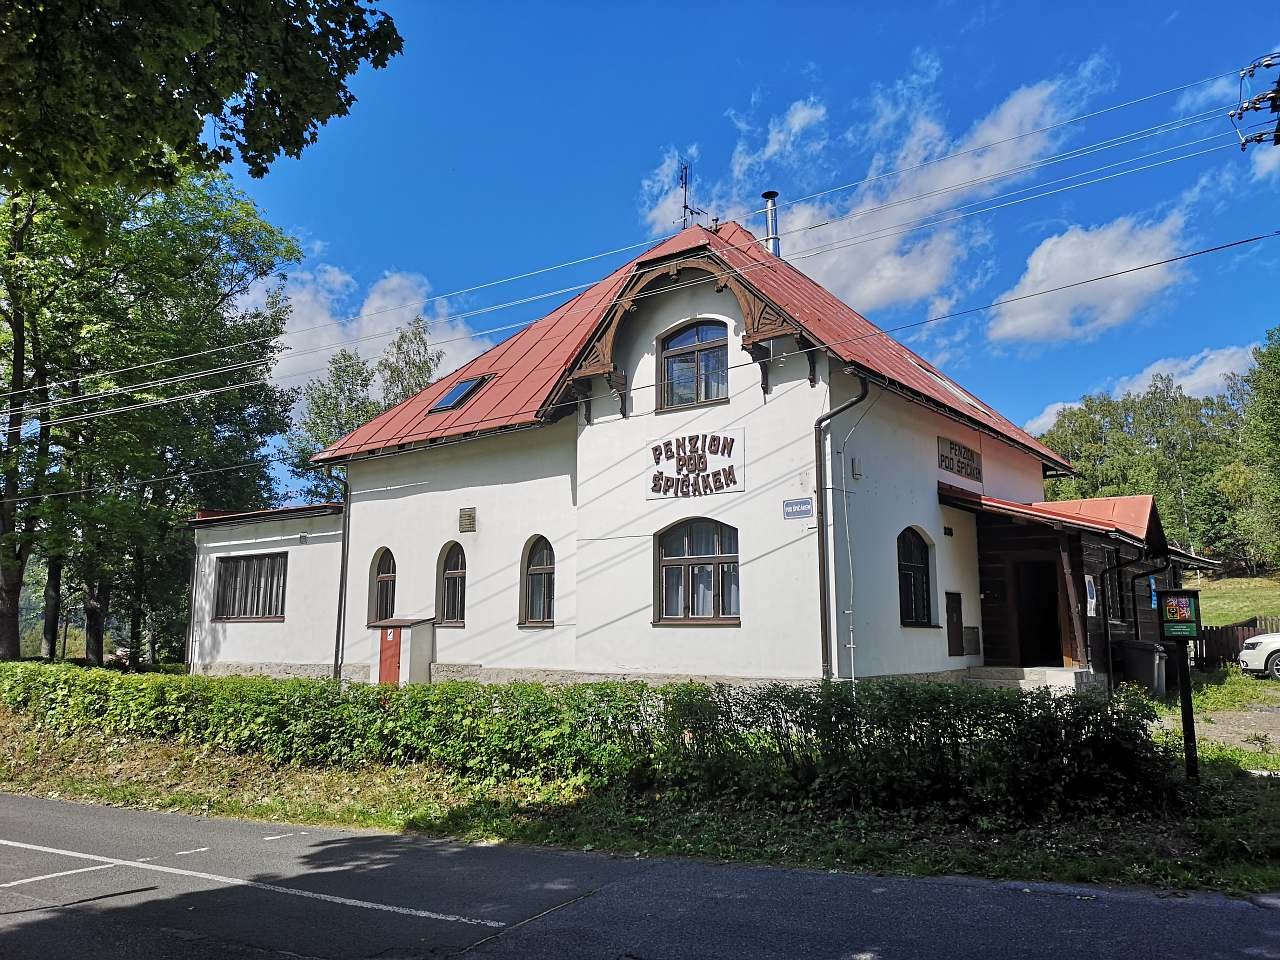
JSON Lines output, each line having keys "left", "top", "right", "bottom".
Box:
{"left": 815, "top": 374, "right": 869, "bottom": 680}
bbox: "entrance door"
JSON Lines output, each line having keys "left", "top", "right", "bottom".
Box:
{"left": 378, "top": 627, "right": 402, "bottom": 685}
{"left": 946, "top": 592, "right": 964, "bottom": 656}
{"left": 1016, "top": 562, "right": 1062, "bottom": 667}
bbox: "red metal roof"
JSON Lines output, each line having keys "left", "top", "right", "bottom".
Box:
{"left": 1033, "top": 495, "right": 1161, "bottom": 545}
{"left": 940, "top": 484, "right": 1140, "bottom": 540}
{"left": 315, "top": 222, "right": 1071, "bottom": 471}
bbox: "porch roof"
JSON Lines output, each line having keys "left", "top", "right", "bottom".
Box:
{"left": 938, "top": 483, "right": 1148, "bottom": 547}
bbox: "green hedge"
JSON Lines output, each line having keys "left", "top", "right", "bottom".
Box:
{"left": 0, "top": 662, "right": 1173, "bottom": 818}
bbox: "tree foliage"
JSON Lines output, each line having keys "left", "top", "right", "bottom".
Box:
{"left": 0, "top": 171, "right": 298, "bottom": 660}
{"left": 1039, "top": 357, "right": 1280, "bottom": 574}
{"left": 284, "top": 316, "right": 443, "bottom": 502}
{"left": 0, "top": 0, "right": 402, "bottom": 228}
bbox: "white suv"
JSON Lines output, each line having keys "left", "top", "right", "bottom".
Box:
{"left": 1239, "top": 633, "right": 1280, "bottom": 680}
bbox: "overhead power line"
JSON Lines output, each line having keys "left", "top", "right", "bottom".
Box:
{"left": 15, "top": 123, "right": 1237, "bottom": 422}
{"left": 0, "top": 68, "right": 1244, "bottom": 406}
{"left": 18, "top": 135, "right": 1232, "bottom": 434}
{"left": 10, "top": 226, "right": 1276, "bottom": 505}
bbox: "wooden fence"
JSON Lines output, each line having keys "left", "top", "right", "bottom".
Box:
{"left": 1195, "top": 616, "right": 1280, "bottom": 669}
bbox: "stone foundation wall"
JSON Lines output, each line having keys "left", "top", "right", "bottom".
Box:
{"left": 193, "top": 661, "right": 371, "bottom": 683}
{"left": 429, "top": 662, "right": 818, "bottom": 686}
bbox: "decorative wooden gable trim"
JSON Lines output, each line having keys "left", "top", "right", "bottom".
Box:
{"left": 567, "top": 252, "right": 803, "bottom": 382}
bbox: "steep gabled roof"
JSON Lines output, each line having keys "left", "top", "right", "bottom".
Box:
{"left": 315, "top": 222, "right": 1071, "bottom": 472}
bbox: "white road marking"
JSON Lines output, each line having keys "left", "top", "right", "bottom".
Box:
{"left": 174, "top": 847, "right": 209, "bottom": 856}
{"left": 0, "top": 839, "right": 505, "bottom": 927}
{"left": 0, "top": 863, "right": 117, "bottom": 887}
{"left": 261, "top": 833, "right": 294, "bottom": 841}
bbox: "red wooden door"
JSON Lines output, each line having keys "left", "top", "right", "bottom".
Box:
{"left": 378, "top": 627, "right": 401, "bottom": 685}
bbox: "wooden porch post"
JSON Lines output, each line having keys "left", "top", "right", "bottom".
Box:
{"left": 1058, "top": 534, "right": 1087, "bottom": 667}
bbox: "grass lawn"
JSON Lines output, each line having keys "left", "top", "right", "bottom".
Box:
{"left": 1193, "top": 573, "right": 1280, "bottom": 626}
{"left": 2, "top": 705, "right": 1278, "bottom": 896}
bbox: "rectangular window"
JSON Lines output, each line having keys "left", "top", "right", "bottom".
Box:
{"left": 665, "top": 354, "right": 697, "bottom": 407}
{"left": 690, "top": 564, "right": 715, "bottom": 617}
{"left": 662, "top": 566, "right": 685, "bottom": 618}
{"left": 214, "top": 553, "right": 287, "bottom": 620}
{"left": 720, "top": 563, "right": 740, "bottom": 617}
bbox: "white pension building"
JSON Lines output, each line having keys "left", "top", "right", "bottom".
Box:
{"left": 188, "top": 219, "right": 1197, "bottom": 691}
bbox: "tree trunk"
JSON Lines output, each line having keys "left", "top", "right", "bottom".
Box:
{"left": 41, "top": 557, "right": 62, "bottom": 660}
{"left": 128, "top": 554, "right": 143, "bottom": 670}
{"left": 84, "top": 579, "right": 111, "bottom": 666}
{"left": 0, "top": 567, "right": 21, "bottom": 660}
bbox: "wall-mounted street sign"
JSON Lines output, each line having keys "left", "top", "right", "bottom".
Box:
{"left": 647, "top": 428, "right": 746, "bottom": 500}
{"left": 937, "top": 436, "right": 983, "bottom": 483}
{"left": 783, "top": 497, "right": 813, "bottom": 520}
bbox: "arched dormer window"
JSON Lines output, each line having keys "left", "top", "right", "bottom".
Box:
{"left": 439, "top": 543, "right": 466, "bottom": 627}
{"left": 659, "top": 320, "right": 728, "bottom": 410}
{"left": 521, "top": 536, "right": 555, "bottom": 626}
{"left": 372, "top": 549, "right": 396, "bottom": 623}
{"left": 897, "top": 528, "right": 932, "bottom": 627}
{"left": 655, "top": 518, "right": 739, "bottom": 624}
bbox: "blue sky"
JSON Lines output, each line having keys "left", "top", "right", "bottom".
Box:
{"left": 233, "top": 2, "right": 1280, "bottom": 437}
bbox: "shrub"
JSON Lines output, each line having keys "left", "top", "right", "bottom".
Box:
{"left": 0, "top": 662, "right": 1174, "bottom": 819}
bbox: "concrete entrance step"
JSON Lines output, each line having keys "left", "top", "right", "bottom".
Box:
{"left": 964, "top": 665, "right": 1100, "bottom": 694}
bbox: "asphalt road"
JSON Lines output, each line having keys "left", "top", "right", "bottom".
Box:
{"left": 0, "top": 793, "right": 1276, "bottom": 959}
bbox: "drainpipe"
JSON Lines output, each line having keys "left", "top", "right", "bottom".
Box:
{"left": 328, "top": 466, "right": 352, "bottom": 682}
{"left": 814, "top": 373, "right": 869, "bottom": 679}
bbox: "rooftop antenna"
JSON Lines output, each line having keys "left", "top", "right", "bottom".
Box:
{"left": 677, "top": 157, "right": 706, "bottom": 229}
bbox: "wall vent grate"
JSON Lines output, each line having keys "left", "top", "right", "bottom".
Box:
{"left": 458, "top": 507, "right": 477, "bottom": 533}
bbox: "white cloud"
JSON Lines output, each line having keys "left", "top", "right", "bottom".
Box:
{"left": 1173, "top": 75, "right": 1237, "bottom": 114}
{"left": 1253, "top": 146, "right": 1280, "bottom": 181}
{"left": 986, "top": 212, "right": 1186, "bottom": 342}
{"left": 784, "top": 62, "right": 1103, "bottom": 316}
{"left": 1024, "top": 400, "right": 1080, "bottom": 435}
{"left": 267, "top": 265, "right": 492, "bottom": 393}
{"left": 1111, "top": 343, "right": 1257, "bottom": 397}
{"left": 730, "top": 97, "right": 829, "bottom": 183}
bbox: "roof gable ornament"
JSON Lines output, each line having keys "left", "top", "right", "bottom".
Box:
{"left": 560, "top": 251, "right": 804, "bottom": 408}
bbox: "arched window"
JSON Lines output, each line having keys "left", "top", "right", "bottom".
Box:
{"left": 522, "top": 536, "right": 555, "bottom": 625}
{"left": 440, "top": 543, "right": 466, "bottom": 626}
{"left": 372, "top": 549, "right": 396, "bottom": 623}
{"left": 897, "top": 528, "right": 932, "bottom": 626}
{"left": 655, "top": 519, "right": 739, "bottom": 623}
{"left": 659, "top": 320, "right": 728, "bottom": 409}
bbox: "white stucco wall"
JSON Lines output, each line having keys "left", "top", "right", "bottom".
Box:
{"left": 826, "top": 378, "right": 1047, "bottom": 678}
{"left": 340, "top": 418, "right": 579, "bottom": 680}
{"left": 573, "top": 280, "right": 830, "bottom": 679}
{"left": 190, "top": 513, "right": 343, "bottom": 677}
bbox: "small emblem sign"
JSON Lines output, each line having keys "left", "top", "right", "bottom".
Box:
{"left": 783, "top": 498, "right": 814, "bottom": 520}
{"left": 937, "top": 436, "right": 983, "bottom": 483}
{"left": 647, "top": 428, "right": 746, "bottom": 500}
{"left": 1157, "top": 589, "right": 1202, "bottom": 639}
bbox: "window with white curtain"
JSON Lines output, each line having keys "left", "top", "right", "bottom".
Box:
{"left": 214, "top": 553, "right": 287, "bottom": 620}
{"left": 658, "top": 320, "right": 729, "bottom": 409}
{"left": 522, "top": 536, "right": 555, "bottom": 625}
{"left": 655, "top": 519, "right": 739, "bottom": 624}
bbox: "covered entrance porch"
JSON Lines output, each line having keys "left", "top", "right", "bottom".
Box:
{"left": 939, "top": 484, "right": 1190, "bottom": 693}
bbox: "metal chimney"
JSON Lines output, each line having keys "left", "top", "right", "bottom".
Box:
{"left": 761, "top": 190, "right": 781, "bottom": 257}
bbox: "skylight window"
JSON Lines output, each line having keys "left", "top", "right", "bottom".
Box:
{"left": 431, "top": 376, "right": 486, "bottom": 412}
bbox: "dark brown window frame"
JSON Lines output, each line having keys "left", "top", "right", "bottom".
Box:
{"left": 656, "top": 320, "right": 730, "bottom": 412}
{"left": 897, "top": 527, "right": 934, "bottom": 627}
{"left": 653, "top": 519, "right": 741, "bottom": 626}
{"left": 520, "top": 536, "right": 555, "bottom": 627}
{"left": 213, "top": 552, "right": 288, "bottom": 622}
{"left": 371, "top": 548, "right": 396, "bottom": 625}
{"left": 440, "top": 542, "right": 466, "bottom": 627}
